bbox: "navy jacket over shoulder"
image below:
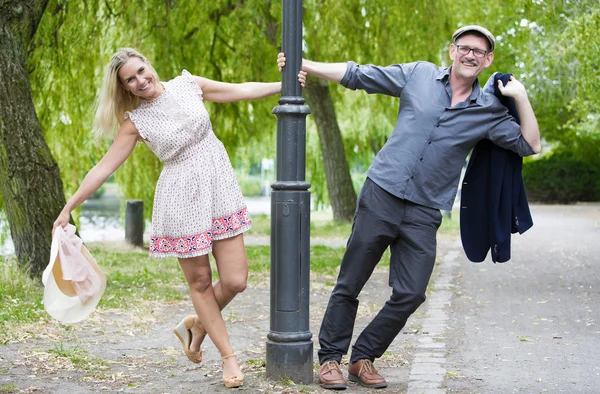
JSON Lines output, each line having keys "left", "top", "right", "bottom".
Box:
{"left": 460, "top": 73, "right": 533, "bottom": 263}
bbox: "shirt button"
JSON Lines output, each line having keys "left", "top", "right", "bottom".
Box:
{"left": 411, "top": 175, "right": 414, "bottom": 179}
{"left": 428, "top": 141, "right": 432, "bottom": 145}
{"left": 420, "top": 157, "right": 423, "bottom": 161}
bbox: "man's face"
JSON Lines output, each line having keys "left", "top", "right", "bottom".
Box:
{"left": 449, "top": 34, "right": 494, "bottom": 80}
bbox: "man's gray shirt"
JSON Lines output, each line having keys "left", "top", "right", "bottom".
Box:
{"left": 341, "top": 61, "right": 535, "bottom": 211}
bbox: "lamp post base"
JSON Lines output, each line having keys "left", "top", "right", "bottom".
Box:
{"left": 266, "top": 340, "right": 314, "bottom": 384}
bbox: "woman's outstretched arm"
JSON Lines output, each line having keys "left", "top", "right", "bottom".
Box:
{"left": 193, "top": 72, "right": 306, "bottom": 103}
{"left": 53, "top": 119, "right": 139, "bottom": 231}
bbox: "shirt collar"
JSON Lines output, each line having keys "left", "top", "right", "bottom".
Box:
{"left": 436, "top": 66, "right": 451, "bottom": 81}
{"left": 471, "top": 82, "right": 484, "bottom": 105}
{"left": 438, "top": 66, "right": 485, "bottom": 106}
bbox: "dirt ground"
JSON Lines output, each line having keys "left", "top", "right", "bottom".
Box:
{"left": 2, "top": 237, "right": 458, "bottom": 394}
{"left": 4, "top": 204, "right": 597, "bottom": 394}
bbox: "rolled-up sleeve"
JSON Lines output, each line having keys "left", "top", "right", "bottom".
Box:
{"left": 482, "top": 73, "right": 536, "bottom": 157}
{"left": 340, "top": 61, "right": 418, "bottom": 97}
{"left": 487, "top": 112, "right": 536, "bottom": 157}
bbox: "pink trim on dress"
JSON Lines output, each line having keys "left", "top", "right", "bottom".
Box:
{"left": 149, "top": 208, "right": 251, "bottom": 257}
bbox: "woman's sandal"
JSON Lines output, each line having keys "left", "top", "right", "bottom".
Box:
{"left": 173, "top": 315, "right": 205, "bottom": 363}
{"left": 222, "top": 353, "right": 244, "bottom": 388}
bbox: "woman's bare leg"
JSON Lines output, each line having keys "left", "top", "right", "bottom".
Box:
{"left": 178, "top": 234, "right": 248, "bottom": 380}
{"left": 178, "top": 255, "right": 236, "bottom": 359}
{"left": 211, "top": 234, "right": 248, "bottom": 378}
{"left": 212, "top": 234, "right": 248, "bottom": 307}
{"left": 186, "top": 234, "right": 248, "bottom": 351}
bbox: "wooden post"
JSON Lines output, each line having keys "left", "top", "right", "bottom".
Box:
{"left": 125, "top": 200, "right": 144, "bottom": 247}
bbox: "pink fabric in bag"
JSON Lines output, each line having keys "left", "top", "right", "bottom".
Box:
{"left": 55, "top": 224, "right": 102, "bottom": 303}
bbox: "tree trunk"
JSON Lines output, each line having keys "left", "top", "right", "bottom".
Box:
{"left": 304, "top": 79, "right": 356, "bottom": 222}
{"left": 0, "top": 0, "right": 68, "bottom": 278}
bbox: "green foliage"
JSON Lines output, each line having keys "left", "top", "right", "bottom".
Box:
{"left": 27, "top": 1, "right": 459, "bottom": 218}
{"left": 24, "top": 0, "right": 600, "bottom": 228}
{"left": 48, "top": 343, "right": 108, "bottom": 371}
{"left": 0, "top": 212, "right": 11, "bottom": 246}
{"left": 310, "top": 245, "right": 377, "bottom": 277}
{"left": 310, "top": 220, "right": 354, "bottom": 239}
{"left": 512, "top": 2, "right": 600, "bottom": 202}
{"left": 304, "top": 0, "right": 455, "bottom": 183}
{"left": 351, "top": 172, "right": 367, "bottom": 198}
{"left": 29, "top": 1, "right": 284, "bottom": 222}
{"left": 523, "top": 147, "right": 600, "bottom": 203}
{"left": 453, "top": 0, "right": 600, "bottom": 201}
{"left": 94, "top": 247, "right": 187, "bottom": 308}
{"left": 247, "top": 213, "right": 355, "bottom": 238}
{"left": 29, "top": 0, "right": 112, "bottom": 224}
{"left": 0, "top": 384, "right": 18, "bottom": 393}
{"left": 0, "top": 257, "right": 45, "bottom": 327}
{"left": 90, "top": 185, "right": 105, "bottom": 199}
{"left": 0, "top": 241, "right": 378, "bottom": 334}
{"left": 248, "top": 210, "right": 460, "bottom": 239}
{"left": 306, "top": 134, "right": 329, "bottom": 209}
{"left": 246, "top": 213, "right": 270, "bottom": 235}
{"left": 236, "top": 177, "right": 262, "bottom": 197}
{"left": 439, "top": 210, "right": 461, "bottom": 235}
{"left": 244, "top": 244, "right": 389, "bottom": 278}
{"left": 563, "top": 8, "right": 600, "bottom": 118}
{"left": 115, "top": 144, "right": 162, "bottom": 221}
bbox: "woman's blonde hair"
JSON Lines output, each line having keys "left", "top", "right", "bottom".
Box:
{"left": 92, "top": 48, "right": 160, "bottom": 138}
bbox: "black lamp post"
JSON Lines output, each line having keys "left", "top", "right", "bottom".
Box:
{"left": 266, "top": 0, "right": 313, "bottom": 384}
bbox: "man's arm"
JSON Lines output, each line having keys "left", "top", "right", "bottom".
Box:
{"left": 301, "top": 59, "right": 347, "bottom": 83}
{"left": 277, "top": 53, "right": 346, "bottom": 83}
{"left": 277, "top": 53, "right": 416, "bottom": 97}
{"left": 497, "top": 77, "right": 541, "bottom": 154}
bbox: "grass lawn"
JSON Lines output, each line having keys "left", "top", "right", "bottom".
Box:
{"left": 247, "top": 208, "right": 459, "bottom": 238}
{"left": 0, "top": 244, "right": 356, "bottom": 341}
{"left": 0, "top": 210, "right": 459, "bottom": 341}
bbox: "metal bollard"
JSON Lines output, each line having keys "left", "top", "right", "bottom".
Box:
{"left": 125, "top": 200, "right": 144, "bottom": 247}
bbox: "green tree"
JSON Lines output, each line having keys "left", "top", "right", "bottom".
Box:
{"left": 301, "top": 0, "right": 454, "bottom": 215}
{"left": 16, "top": 0, "right": 598, "bottom": 277}
{"left": 451, "top": 0, "right": 600, "bottom": 202}
{"left": 0, "top": 0, "right": 67, "bottom": 277}
{"left": 450, "top": 0, "right": 599, "bottom": 145}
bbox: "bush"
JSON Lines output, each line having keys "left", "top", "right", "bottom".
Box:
{"left": 238, "top": 178, "right": 262, "bottom": 197}
{"left": 523, "top": 152, "right": 600, "bottom": 203}
{"left": 90, "top": 185, "right": 105, "bottom": 199}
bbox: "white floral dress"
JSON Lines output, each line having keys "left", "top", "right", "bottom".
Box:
{"left": 126, "top": 70, "right": 251, "bottom": 258}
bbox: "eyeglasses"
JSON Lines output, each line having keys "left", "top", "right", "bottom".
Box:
{"left": 455, "top": 44, "right": 488, "bottom": 58}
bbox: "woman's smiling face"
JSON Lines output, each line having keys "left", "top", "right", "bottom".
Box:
{"left": 118, "top": 57, "right": 162, "bottom": 100}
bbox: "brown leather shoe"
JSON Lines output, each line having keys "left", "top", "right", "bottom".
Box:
{"left": 348, "top": 359, "right": 387, "bottom": 388}
{"left": 319, "top": 360, "right": 347, "bottom": 390}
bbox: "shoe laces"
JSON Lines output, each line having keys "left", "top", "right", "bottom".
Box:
{"left": 360, "top": 360, "right": 377, "bottom": 375}
{"left": 324, "top": 360, "right": 342, "bottom": 373}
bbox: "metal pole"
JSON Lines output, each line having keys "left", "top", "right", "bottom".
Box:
{"left": 266, "top": 0, "right": 313, "bottom": 383}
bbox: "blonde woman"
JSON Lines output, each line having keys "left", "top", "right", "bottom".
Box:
{"left": 53, "top": 48, "right": 306, "bottom": 388}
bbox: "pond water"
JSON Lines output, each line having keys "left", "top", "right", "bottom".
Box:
{"left": 0, "top": 194, "right": 145, "bottom": 255}
{"left": 0, "top": 193, "right": 272, "bottom": 256}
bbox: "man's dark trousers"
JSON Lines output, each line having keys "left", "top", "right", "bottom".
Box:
{"left": 318, "top": 177, "right": 442, "bottom": 365}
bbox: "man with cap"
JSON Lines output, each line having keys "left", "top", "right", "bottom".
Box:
{"left": 278, "top": 25, "right": 540, "bottom": 390}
